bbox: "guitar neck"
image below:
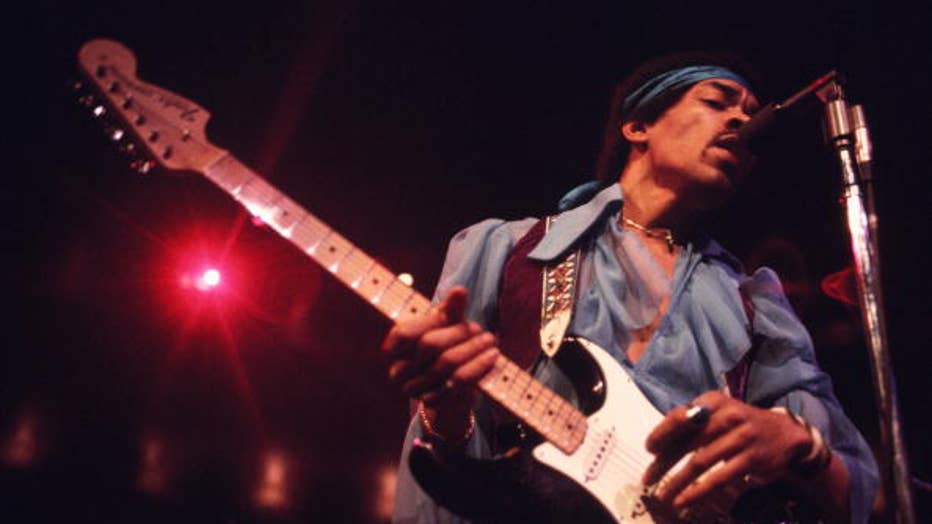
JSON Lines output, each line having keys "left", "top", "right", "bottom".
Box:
{"left": 203, "top": 154, "right": 432, "bottom": 322}
{"left": 202, "top": 155, "right": 587, "bottom": 454}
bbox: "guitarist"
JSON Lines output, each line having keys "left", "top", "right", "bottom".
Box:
{"left": 382, "top": 52, "right": 878, "bottom": 523}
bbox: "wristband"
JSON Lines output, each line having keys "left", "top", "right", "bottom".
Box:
{"left": 771, "top": 407, "right": 833, "bottom": 478}
{"left": 417, "top": 402, "right": 476, "bottom": 446}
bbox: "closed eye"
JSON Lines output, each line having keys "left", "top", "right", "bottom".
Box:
{"left": 703, "top": 99, "right": 726, "bottom": 110}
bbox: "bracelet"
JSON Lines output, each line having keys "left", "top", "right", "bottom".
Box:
{"left": 771, "top": 407, "right": 833, "bottom": 478}
{"left": 417, "top": 402, "right": 476, "bottom": 446}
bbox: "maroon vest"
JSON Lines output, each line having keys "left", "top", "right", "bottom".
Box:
{"left": 495, "top": 219, "right": 548, "bottom": 370}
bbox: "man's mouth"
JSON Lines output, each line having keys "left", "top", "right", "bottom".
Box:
{"left": 710, "top": 134, "right": 743, "bottom": 158}
{"left": 709, "top": 134, "right": 748, "bottom": 182}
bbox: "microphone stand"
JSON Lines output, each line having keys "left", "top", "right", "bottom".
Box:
{"left": 818, "top": 80, "right": 915, "bottom": 524}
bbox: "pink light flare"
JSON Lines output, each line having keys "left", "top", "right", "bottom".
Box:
{"left": 196, "top": 268, "right": 222, "bottom": 291}
{"left": 180, "top": 267, "right": 223, "bottom": 293}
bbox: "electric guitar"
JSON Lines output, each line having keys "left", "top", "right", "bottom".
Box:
{"left": 75, "top": 39, "right": 812, "bottom": 523}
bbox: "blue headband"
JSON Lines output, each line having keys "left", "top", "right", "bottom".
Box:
{"left": 621, "top": 65, "right": 751, "bottom": 117}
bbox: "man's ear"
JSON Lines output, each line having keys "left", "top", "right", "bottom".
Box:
{"left": 618, "top": 120, "right": 647, "bottom": 148}
{"left": 620, "top": 120, "right": 648, "bottom": 148}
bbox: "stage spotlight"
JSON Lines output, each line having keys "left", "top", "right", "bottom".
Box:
{"left": 180, "top": 267, "right": 224, "bottom": 293}
{"left": 196, "top": 268, "right": 222, "bottom": 291}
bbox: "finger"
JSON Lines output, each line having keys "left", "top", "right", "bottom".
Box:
{"left": 421, "top": 348, "right": 500, "bottom": 405}
{"left": 646, "top": 391, "right": 726, "bottom": 454}
{"left": 387, "top": 322, "right": 484, "bottom": 389}
{"left": 643, "top": 405, "right": 712, "bottom": 483}
{"left": 653, "top": 423, "right": 748, "bottom": 505}
{"left": 387, "top": 358, "right": 414, "bottom": 385}
{"left": 450, "top": 347, "right": 501, "bottom": 385}
{"left": 416, "top": 321, "right": 484, "bottom": 362}
{"left": 437, "top": 286, "right": 469, "bottom": 324}
{"left": 673, "top": 453, "right": 752, "bottom": 510}
{"left": 402, "top": 332, "right": 497, "bottom": 397}
{"left": 381, "top": 287, "right": 471, "bottom": 355}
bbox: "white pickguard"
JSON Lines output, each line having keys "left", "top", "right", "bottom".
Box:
{"left": 532, "top": 338, "right": 672, "bottom": 523}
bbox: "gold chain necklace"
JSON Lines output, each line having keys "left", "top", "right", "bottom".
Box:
{"left": 622, "top": 216, "right": 675, "bottom": 253}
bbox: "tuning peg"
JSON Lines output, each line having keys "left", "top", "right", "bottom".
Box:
{"left": 68, "top": 79, "right": 84, "bottom": 92}
{"left": 92, "top": 105, "right": 107, "bottom": 118}
{"left": 119, "top": 141, "right": 137, "bottom": 155}
{"left": 130, "top": 159, "right": 154, "bottom": 174}
{"left": 109, "top": 128, "right": 125, "bottom": 142}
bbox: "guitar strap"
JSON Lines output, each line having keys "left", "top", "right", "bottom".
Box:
{"left": 496, "top": 216, "right": 758, "bottom": 403}
{"left": 495, "top": 215, "right": 585, "bottom": 370}
{"left": 539, "top": 216, "right": 583, "bottom": 357}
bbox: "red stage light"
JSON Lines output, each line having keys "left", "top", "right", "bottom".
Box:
{"left": 196, "top": 268, "right": 222, "bottom": 291}
{"left": 180, "top": 267, "right": 224, "bottom": 292}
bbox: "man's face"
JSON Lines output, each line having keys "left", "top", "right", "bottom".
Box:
{"left": 639, "top": 78, "right": 759, "bottom": 209}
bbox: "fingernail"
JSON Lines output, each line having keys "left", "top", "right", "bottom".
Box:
{"left": 467, "top": 322, "right": 482, "bottom": 334}
{"left": 653, "top": 485, "right": 666, "bottom": 500}
{"left": 685, "top": 405, "right": 709, "bottom": 426}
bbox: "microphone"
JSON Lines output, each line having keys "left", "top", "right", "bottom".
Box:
{"left": 738, "top": 70, "right": 840, "bottom": 152}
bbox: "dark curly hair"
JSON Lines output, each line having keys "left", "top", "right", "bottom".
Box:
{"left": 593, "top": 50, "right": 764, "bottom": 183}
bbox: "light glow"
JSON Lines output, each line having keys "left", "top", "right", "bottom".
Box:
{"left": 255, "top": 451, "right": 289, "bottom": 509}
{"left": 197, "top": 268, "right": 222, "bottom": 290}
{"left": 181, "top": 267, "right": 223, "bottom": 292}
{"left": 372, "top": 464, "right": 398, "bottom": 520}
{"left": 2, "top": 412, "right": 39, "bottom": 468}
{"left": 137, "top": 436, "right": 169, "bottom": 494}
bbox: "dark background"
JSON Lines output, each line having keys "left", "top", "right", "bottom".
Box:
{"left": 4, "top": 1, "right": 930, "bottom": 522}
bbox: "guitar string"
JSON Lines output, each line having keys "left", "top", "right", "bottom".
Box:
{"left": 491, "top": 367, "right": 656, "bottom": 481}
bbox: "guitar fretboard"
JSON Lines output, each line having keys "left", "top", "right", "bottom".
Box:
{"left": 203, "top": 154, "right": 587, "bottom": 454}
{"left": 204, "top": 154, "right": 432, "bottom": 322}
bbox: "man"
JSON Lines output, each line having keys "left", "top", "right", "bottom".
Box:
{"left": 383, "top": 52, "right": 878, "bottom": 523}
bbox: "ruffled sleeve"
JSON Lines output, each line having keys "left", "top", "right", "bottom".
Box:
{"left": 743, "top": 267, "right": 879, "bottom": 524}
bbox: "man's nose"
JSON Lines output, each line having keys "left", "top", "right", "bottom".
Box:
{"left": 725, "top": 109, "right": 751, "bottom": 130}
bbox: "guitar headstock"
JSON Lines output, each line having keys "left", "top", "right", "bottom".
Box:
{"left": 74, "top": 39, "right": 226, "bottom": 174}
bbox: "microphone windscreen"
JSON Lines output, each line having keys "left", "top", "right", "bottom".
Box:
{"left": 737, "top": 102, "right": 778, "bottom": 153}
